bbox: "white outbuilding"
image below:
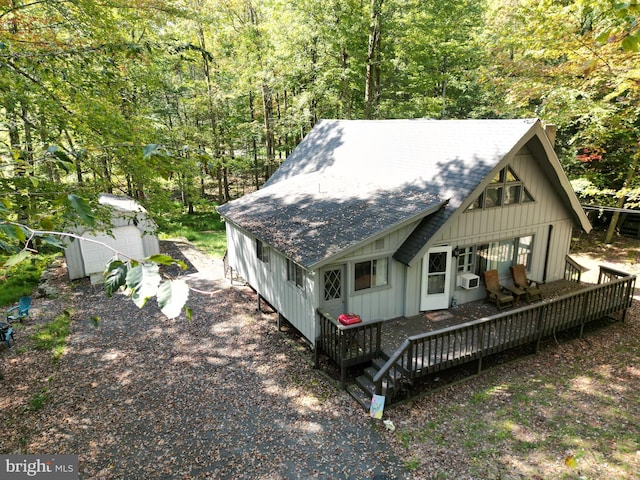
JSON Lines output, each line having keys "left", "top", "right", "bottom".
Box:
{"left": 64, "top": 194, "right": 160, "bottom": 283}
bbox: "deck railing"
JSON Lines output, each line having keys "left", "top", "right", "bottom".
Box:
{"left": 564, "top": 255, "right": 589, "bottom": 283}
{"left": 315, "top": 309, "right": 383, "bottom": 388}
{"left": 373, "top": 267, "right": 635, "bottom": 398}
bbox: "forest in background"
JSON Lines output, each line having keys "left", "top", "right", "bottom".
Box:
{"left": 1, "top": 0, "right": 639, "bottom": 239}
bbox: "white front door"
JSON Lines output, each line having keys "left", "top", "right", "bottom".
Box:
{"left": 320, "top": 265, "right": 347, "bottom": 319}
{"left": 420, "top": 246, "right": 452, "bottom": 311}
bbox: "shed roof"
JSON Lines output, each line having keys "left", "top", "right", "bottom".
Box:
{"left": 218, "top": 118, "right": 589, "bottom": 269}
{"left": 99, "top": 193, "right": 147, "bottom": 213}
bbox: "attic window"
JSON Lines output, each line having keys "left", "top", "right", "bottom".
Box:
{"left": 467, "top": 166, "right": 534, "bottom": 210}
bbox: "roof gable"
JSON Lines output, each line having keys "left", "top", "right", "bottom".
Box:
{"left": 218, "top": 118, "right": 586, "bottom": 269}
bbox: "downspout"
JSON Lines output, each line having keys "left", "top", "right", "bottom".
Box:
{"left": 543, "top": 224, "right": 553, "bottom": 283}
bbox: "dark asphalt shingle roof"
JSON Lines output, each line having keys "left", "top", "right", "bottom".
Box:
{"left": 218, "top": 118, "right": 540, "bottom": 268}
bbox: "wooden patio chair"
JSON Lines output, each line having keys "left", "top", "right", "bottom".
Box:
{"left": 510, "top": 264, "right": 542, "bottom": 303}
{"left": 482, "top": 270, "right": 515, "bottom": 310}
{"left": 6, "top": 296, "right": 31, "bottom": 323}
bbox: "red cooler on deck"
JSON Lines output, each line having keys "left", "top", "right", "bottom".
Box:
{"left": 338, "top": 313, "right": 361, "bottom": 325}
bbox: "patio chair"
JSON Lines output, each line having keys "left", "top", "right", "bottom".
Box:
{"left": 6, "top": 296, "right": 32, "bottom": 323}
{"left": 482, "top": 270, "right": 515, "bottom": 310}
{"left": 0, "top": 322, "right": 14, "bottom": 347}
{"left": 510, "top": 264, "right": 542, "bottom": 303}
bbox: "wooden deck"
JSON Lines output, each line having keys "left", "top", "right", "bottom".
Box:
{"left": 380, "top": 279, "right": 583, "bottom": 354}
{"left": 316, "top": 265, "right": 636, "bottom": 405}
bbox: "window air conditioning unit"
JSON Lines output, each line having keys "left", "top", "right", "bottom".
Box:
{"left": 458, "top": 273, "right": 480, "bottom": 289}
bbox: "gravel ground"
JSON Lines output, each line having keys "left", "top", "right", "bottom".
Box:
{"left": 0, "top": 241, "right": 408, "bottom": 479}
{"left": 2, "top": 235, "right": 639, "bottom": 479}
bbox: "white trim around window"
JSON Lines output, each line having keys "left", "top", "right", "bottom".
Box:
{"left": 352, "top": 256, "right": 390, "bottom": 294}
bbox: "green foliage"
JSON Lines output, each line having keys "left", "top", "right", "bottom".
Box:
{"left": 0, "top": 254, "right": 56, "bottom": 306}
{"left": 187, "top": 231, "right": 227, "bottom": 259}
{"left": 157, "top": 279, "right": 190, "bottom": 319}
{"left": 25, "top": 388, "right": 50, "bottom": 412}
{"left": 103, "top": 259, "right": 129, "bottom": 297}
{"left": 103, "top": 255, "right": 190, "bottom": 319}
{"left": 156, "top": 205, "right": 227, "bottom": 258}
{"left": 126, "top": 263, "right": 162, "bottom": 308}
{"left": 32, "top": 310, "right": 72, "bottom": 363}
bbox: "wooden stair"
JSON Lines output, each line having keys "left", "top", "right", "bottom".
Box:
{"left": 347, "top": 356, "right": 411, "bottom": 410}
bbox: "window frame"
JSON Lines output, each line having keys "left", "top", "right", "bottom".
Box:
{"left": 475, "top": 235, "right": 534, "bottom": 278}
{"left": 286, "top": 258, "right": 305, "bottom": 289}
{"left": 352, "top": 256, "right": 390, "bottom": 293}
{"left": 457, "top": 246, "right": 475, "bottom": 273}
{"left": 256, "top": 239, "right": 270, "bottom": 264}
{"left": 467, "top": 166, "right": 535, "bottom": 211}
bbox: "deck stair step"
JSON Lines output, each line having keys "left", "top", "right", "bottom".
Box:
{"left": 346, "top": 383, "right": 373, "bottom": 410}
{"left": 350, "top": 356, "right": 411, "bottom": 409}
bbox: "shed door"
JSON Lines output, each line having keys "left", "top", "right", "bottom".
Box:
{"left": 80, "top": 226, "right": 145, "bottom": 275}
{"left": 320, "top": 265, "right": 346, "bottom": 320}
{"left": 420, "top": 246, "right": 452, "bottom": 311}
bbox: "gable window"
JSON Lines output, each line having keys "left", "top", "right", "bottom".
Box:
{"left": 256, "top": 239, "right": 270, "bottom": 264}
{"left": 287, "top": 259, "right": 304, "bottom": 289}
{"left": 354, "top": 257, "right": 388, "bottom": 291}
{"left": 467, "top": 166, "right": 535, "bottom": 210}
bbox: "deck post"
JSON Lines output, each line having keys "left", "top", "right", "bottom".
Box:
{"left": 535, "top": 306, "right": 545, "bottom": 353}
{"left": 476, "top": 323, "right": 485, "bottom": 375}
{"left": 622, "top": 276, "right": 636, "bottom": 322}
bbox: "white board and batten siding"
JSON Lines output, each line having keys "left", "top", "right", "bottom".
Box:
{"left": 403, "top": 144, "right": 579, "bottom": 315}
{"left": 225, "top": 222, "right": 316, "bottom": 344}
{"left": 332, "top": 226, "right": 412, "bottom": 322}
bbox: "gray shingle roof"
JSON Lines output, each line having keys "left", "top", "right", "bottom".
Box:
{"left": 218, "top": 118, "right": 540, "bottom": 268}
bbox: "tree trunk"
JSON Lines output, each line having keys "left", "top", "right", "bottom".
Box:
{"left": 262, "top": 82, "right": 275, "bottom": 179}
{"left": 440, "top": 54, "right": 448, "bottom": 119}
{"left": 101, "top": 154, "right": 113, "bottom": 193}
{"left": 364, "top": 0, "right": 383, "bottom": 119}
{"left": 342, "top": 45, "right": 352, "bottom": 119}
{"left": 20, "top": 103, "right": 33, "bottom": 166}
{"left": 248, "top": 91, "right": 260, "bottom": 189}
{"left": 605, "top": 153, "right": 639, "bottom": 243}
{"left": 64, "top": 129, "right": 83, "bottom": 184}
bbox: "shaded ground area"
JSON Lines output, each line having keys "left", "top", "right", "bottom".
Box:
{"left": 2, "top": 234, "right": 639, "bottom": 479}
{"left": 0, "top": 242, "right": 407, "bottom": 479}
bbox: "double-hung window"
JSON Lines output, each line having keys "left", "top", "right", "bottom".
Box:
{"left": 256, "top": 239, "right": 270, "bottom": 264}
{"left": 287, "top": 259, "right": 304, "bottom": 289}
{"left": 354, "top": 257, "right": 388, "bottom": 291}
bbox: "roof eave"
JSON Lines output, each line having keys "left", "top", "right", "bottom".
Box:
{"left": 531, "top": 122, "right": 593, "bottom": 233}
{"left": 308, "top": 200, "right": 448, "bottom": 271}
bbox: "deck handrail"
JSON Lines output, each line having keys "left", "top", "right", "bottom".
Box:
{"left": 315, "top": 308, "right": 383, "bottom": 388}
{"left": 598, "top": 265, "right": 634, "bottom": 283}
{"left": 564, "top": 255, "right": 589, "bottom": 283}
{"left": 373, "top": 271, "right": 636, "bottom": 397}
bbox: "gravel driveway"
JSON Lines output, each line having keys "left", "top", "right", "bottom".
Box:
{"left": 1, "top": 241, "right": 409, "bottom": 479}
